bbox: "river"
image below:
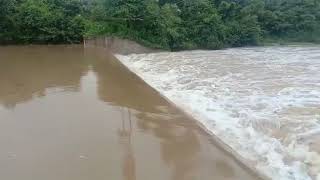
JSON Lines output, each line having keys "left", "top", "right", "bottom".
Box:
{"left": 0, "top": 46, "right": 260, "bottom": 180}
{"left": 116, "top": 45, "right": 320, "bottom": 180}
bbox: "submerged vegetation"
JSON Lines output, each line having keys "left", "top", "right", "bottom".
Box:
{"left": 0, "top": 0, "right": 320, "bottom": 49}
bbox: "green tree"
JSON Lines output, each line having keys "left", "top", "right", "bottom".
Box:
{"left": 0, "top": 0, "right": 16, "bottom": 43}
{"left": 1, "top": 0, "right": 319, "bottom": 47}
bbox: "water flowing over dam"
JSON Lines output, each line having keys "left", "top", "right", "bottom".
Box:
{"left": 116, "top": 45, "right": 320, "bottom": 180}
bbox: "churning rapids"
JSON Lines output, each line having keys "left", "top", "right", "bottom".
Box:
{"left": 116, "top": 46, "right": 320, "bottom": 180}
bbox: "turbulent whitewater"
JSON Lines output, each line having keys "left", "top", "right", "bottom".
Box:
{"left": 116, "top": 46, "right": 320, "bottom": 180}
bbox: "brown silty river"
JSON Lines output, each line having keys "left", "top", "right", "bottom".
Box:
{"left": 0, "top": 46, "right": 260, "bottom": 180}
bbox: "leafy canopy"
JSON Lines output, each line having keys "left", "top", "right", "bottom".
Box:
{"left": 1, "top": 0, "right": 319, "bottom": 48}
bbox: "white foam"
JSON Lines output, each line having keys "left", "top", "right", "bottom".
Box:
{"left": 116, "top": 46, "right": 320, "bottom": 179}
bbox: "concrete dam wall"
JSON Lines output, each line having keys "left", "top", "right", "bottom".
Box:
{"left": 84, "top": 37, "right": 162, "bottom": 55}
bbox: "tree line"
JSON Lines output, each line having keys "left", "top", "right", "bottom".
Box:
{"left": 1, "top": 0, "right": 319, "bottom": 50}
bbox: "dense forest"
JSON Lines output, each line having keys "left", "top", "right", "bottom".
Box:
{"left": 1, "top": 0, "right": 320, "bottom": 50}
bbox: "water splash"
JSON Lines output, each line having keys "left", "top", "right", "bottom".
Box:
{"left": 116, "top": 46, "right": 320, "bottom": 179}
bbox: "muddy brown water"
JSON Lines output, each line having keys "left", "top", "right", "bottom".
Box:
{"left": 0, "top": 46, "right": 260, "bottom": 180}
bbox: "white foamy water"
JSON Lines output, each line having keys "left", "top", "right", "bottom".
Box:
{"left": 116, "top": 46, "right": 320, "bottom": 180}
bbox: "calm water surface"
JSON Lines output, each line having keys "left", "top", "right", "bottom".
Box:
{"left": 0, "top": 46, "right": 259, "bottom": 180}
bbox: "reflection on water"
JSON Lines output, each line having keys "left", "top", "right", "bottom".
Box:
{"left": 118, "top": 107, "right": 136, "bottom": 180}
{"left": 0, "top": 46, "right": 87, "bottom": 108}
{"left": 0, "top": 46, "right": 259, "bottom": 180}
{"left": 136, "top": 112, "right": 200, "bottom": 180}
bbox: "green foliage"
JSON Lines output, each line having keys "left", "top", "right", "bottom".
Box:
{"left": 1, "top": 0, "right": 85, "bottom": 44}
{"left": 0, "top": 0, "right": 319, "bottom": 47}
{"left": 85, "top": 0, "right": 320, "bottom": 49}
{"left": 0, "top": 0, "right": 17, "bottom": 43}
{"left": 219, "top": 1, "right": 262, "bottom": 46}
